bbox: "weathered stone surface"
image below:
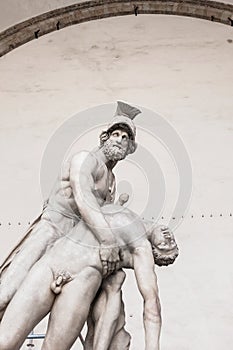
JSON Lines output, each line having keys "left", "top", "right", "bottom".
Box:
{"left": 0, "top": 0, "right": 232, "bottom": 56}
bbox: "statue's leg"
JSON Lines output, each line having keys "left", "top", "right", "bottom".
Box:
{"left": 108, "top": 289, "right": 131, "bottom": 350}
{"left": 0, "top": 219, "right": 62, "bottom": 316}
{"left": 0, "top": 264, "right": 55, "bottom": 350}
{"left": 84, "top": 314, "right": 95, "bottom": 350}
{"left": 42, "top": 267, "right": 102, "bottom": 350}
{"left": 86, "top": 270, "right": 131, "bottom": 350}
{"left": 109, "top": 328, "right": 131, "bottom": 350}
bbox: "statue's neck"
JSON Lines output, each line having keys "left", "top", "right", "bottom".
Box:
{"left": 106, "top": 159, "right": 117, "bottom": 169}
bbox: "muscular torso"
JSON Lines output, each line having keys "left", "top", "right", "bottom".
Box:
{"left": 47, "top": 152, "right": 115, "bottom": 217}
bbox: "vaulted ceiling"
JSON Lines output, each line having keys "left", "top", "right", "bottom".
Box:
{"left": 0, "top": 0, "right": 233, "bottom": 57}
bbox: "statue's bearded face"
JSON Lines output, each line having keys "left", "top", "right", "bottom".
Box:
{"left": 151, "top": 225, "right": 179, "bottom": 266}
{"left": 102, "top": 129, "right": 130, "bottom": 161}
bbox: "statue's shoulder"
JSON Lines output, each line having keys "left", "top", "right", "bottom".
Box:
{"left": 70, "top": 151, "right": 98, "bottom": 168}
{"left": 71, "top": 150, "right": 91, "bottom": 162}
{"left": 103, "top": 204, "right": 143, "bottom": 227}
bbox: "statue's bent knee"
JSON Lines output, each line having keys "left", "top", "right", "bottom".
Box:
{"left": 120, "top": 330, "right": 131, "bottom": 350}
{"left": 102, "top": 270, "right": 126, "bottom": 293}
{"left": 111, "top": 329, "right": 131, "bottom": 350}
{"left": 125, "top": 330, "right": 131, "bottom": 349}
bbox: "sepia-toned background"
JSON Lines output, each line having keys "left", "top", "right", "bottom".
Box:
{"left": 0, "top": 1, "right": 233, "bottom": 349}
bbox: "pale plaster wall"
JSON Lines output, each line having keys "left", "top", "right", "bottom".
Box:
{"left": 0, "top": 14, "right": 232, "bottom": 350}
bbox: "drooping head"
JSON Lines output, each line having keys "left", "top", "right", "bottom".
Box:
{"left": 150, "top": 225, "right": 179, "bottom": 266}
{"left": 99, "top": 101, "right": 141, "bottom": 161}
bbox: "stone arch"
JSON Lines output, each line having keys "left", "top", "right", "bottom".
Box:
{"left": 0, "top": 0, "right": 232, "bottom": 57}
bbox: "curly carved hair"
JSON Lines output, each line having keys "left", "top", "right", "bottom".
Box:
{"left": 152, "top": 246, "right": 179, "bottom": 266}
{"left": 148, "top": 225, "right": 179, "bottom": 267}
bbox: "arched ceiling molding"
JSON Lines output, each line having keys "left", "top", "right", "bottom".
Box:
{"left": 0, "top": 0, "right": 232, "bottom": 57}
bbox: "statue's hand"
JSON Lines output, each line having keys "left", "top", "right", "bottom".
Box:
{"left": 116, "top": 193, "right": 129, "bottom": 206}
{"left": 100, "top": 244, "right": 121, "bottom": 276}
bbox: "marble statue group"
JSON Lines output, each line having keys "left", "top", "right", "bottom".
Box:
{"left": 0, "top": 101, "right": 179, "bottom": 350}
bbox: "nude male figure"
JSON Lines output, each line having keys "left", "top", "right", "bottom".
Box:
{"left": 0, "top": 204, "right": 178, "bottom": 350}
{"left": 0, "top": 101, "right": 141, "bottom": 317}
{"left": 84, "top": 223, "right": 177, "bottom": 350}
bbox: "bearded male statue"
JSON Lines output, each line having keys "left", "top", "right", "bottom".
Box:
{"left": 0, "top": 101, "right": 141, "bottom": 318}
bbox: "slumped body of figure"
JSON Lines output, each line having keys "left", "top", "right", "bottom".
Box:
{"left": 0, "top": 204, "right": 178, "bottom": 350}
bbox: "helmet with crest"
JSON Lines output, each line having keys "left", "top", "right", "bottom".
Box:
{"left": 106, "top": 101, "right": 141, "bottom": 140}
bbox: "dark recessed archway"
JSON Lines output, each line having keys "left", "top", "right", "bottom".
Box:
{"left": 0, "top": 0, "right": 232, "bottom": 57}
